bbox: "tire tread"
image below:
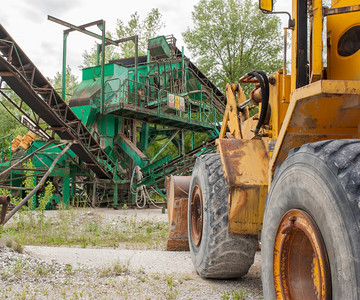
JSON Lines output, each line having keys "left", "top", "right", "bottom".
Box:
{"left": 262, "top": 139, "right": 360, "bottom": 299}
{"left": 191, "top": 153, "right": 258, "bottom": 279}
{"left": 297, "top": 139, "right": 360, "bottom": 207}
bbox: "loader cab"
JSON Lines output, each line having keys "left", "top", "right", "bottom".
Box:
{"left": 260, "top": 0, "right": 308, "bottom": 90}
{"left": 256, "top": 0, "right": 360, "bottom": 168}
{"left": 260, "top": 0, "right": 360, "bottom": 91}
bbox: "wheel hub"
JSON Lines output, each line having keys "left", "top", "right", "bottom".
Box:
{"left": 273, "top": 209, "right": 331, "bottom": 299}
{"left": 190, "top": 184, "right": 203, "bottom": 247}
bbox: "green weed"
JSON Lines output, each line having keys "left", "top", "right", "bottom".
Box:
{"left": 1, "top": 209, "right": 168, "bottom": 249}
{"left": 99, "top": 261, "right": 130, "bottom": 277}
{"left": 221, "top": 289, "right": 247, "bottom": 300}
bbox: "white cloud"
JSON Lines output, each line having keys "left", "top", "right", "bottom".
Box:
{"left": 2, "top": 0, "right": 290, "bottom": 79}
{"left": 31, "top": 0, "right": 82, "bottom": 14}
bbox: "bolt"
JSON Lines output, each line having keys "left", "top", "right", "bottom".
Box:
{"left": 281, "top": 216, "right": 297, "bottom": 235}
{"left": 269, "top": 76, "right": 276, "bottom": 86}
{"left": 289, "top": 216, "right": 297, "bottom": 223}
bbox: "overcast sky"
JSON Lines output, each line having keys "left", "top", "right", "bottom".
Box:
{"left": 1, "top": 0, "right": 290, "bottom": 80}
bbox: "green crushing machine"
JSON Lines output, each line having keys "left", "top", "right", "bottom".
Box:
{"left": 0, "top": 17, "right": 225, "bottom": 220}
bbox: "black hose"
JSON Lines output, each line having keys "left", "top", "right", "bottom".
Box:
{"left": 256, "top": 70, "right": 270, "bottom": 133}
{"left": 256, "top": 70, "right": 269, "bottom": 102}
{"left": 247, "top": 71, "right": 269, "bottom": 135}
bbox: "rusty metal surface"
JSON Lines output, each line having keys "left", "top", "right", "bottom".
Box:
{"left": 166, "top": 176, "right": 191, "bottom": 251}
{"left": 273, "top": 209, "right": 331, "bottom": 299}
{"left": 166, "top": 239, "right": 190, "bottom": 251}
{"left": 3, "top": 143, "right": 73, "bottom": 225}
{"left": 270, "top": 80, "right": 360, "bottom": 179}
{"left": 0, "top": 195, "right": 10, "bottom": 224}
{"left": 219, "top": 83, "right": 247, "bottom": 140}
{"left": 0, "top": 90, "right": 50, "bottom": 140}
{"left": 217, "top": 139, "right": 269, "bottom": 187}
{"left": 217, "top": 139, "right": 269, "bottom": 234}
{"left": 324, "top": 4, "right": 360, "bottom": 16}
{"left": 168, "top": 176, "right": 191, "bottom": 199}
{"left": 250, "top": 84, "right": 262, "bottom": 105}
{"left": 239, "top": 74, "right": 259, "bottom": 83}
{"left": 190, "top": 185, "right": 203, "bottom": 247}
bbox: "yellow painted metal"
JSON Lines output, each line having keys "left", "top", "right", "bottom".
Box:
{"left": 241, "top": 117, "right": 258, "bottom": 140}
{"left": 309, "top": 0, "right": 323, "bottom": 83}
{"left": 259, "top": 0, "right": 273, "bottom": 12}
{"left": 268, "top": 71, "right": 291, "bottom": 140}
{"left": 327, "top": 0, "right": 360, "bottom": 80}
{"left": 219, "top": 84, "right": 244, "bottom": 139}
{"left": 273, "top": 210, "right": 330, "bottom": 299}
{"left": 240, "top": 71, "right": 291, "bottom": 147}
{"left": 269, "top": 80, "right": 360, "bottom": 180}
{"left": 282, "top": 28, "right": 292, "bottom": 102}
{"left": 217, "top": 139, "right": 269, "bottom": 234}
{"left": 235, "top": 83, "right": 247, "bottom": 107}
{"left": 219, "top": 0, "right": 360, "bottom": 233}
{"left": 290, "top": 0, "right": 298, "bottom": 92}
{"left": 219, "top": 106, "right": 230, "bottom": 139}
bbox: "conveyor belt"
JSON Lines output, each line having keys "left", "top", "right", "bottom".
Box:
{"left": 174, "top": 48, "right": 226, "bottom": 114}
{"left": 139, "top": 138, "right": 216, "bottom": 187}
{"left": 0, "top": 24, "right": 115, "bottom": 179}
{"left": 187, "top": 61, "right": 226, "bottom": 114}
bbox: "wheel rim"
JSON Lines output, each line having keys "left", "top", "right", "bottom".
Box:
{"left": 190, "top": 184, "right": 203, "bottom": 247}
{"left": 273, "top": 209, "right": 331, "bottom": 300}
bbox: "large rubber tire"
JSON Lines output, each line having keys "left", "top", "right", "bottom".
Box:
{"left": 262, "top": 140, "right": 360, "bottom": 299}
{"left": 188, "top": 153, "right": 258, "bottom": 279}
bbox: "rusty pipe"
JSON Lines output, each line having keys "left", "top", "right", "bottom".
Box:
{"left": 0, "top": 195, "right": 10, "bottom": 224}
{"left": 250, "top": 84, "right": 262, "bottom": 105}
{"left": 239, "top": 74, "right": 258, "bottom": 83}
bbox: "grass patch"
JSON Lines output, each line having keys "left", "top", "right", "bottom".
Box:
{"left": 98, "top": 261, "right": 130, "bottom": 277}
{"left": 221, "top": 288, "right": 249, "bottom": 300}
{"left": 1, "top": 209, "right": 168, "bottom": 249}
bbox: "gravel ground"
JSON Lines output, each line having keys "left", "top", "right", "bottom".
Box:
{"left": 42, "top": 208, "right": 169, "bottom": 223}
{"left": 0, "top": 208, "right": 263, "bottom": 299}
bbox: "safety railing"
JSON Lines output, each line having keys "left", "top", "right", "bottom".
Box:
{"left": 114, "top": 77, "right": 219, "bottom": 129}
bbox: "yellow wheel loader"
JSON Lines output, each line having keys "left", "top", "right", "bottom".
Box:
{"left": 166, "top": 0, "right": 360, "bottom": 298}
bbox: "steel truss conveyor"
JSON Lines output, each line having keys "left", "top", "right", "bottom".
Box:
{"left": 0, "top": 24, "right": 116, "bottom": 180}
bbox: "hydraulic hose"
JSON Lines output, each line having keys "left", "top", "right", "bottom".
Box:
{"left": 247, "top": 71, "right": 269, "bottom": 135}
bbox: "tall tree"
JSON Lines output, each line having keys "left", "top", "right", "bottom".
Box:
{"left": 0, "top": 86, "right": 32, "bottom": 139}
{"left": 81, "top": 8, "right": 164, "bottom": 68}
{"left": 116, "top": 8, "right": 165, "bottom": 58}
{"left": 183, "top": 0, "right": 283, "bottom": 92}
{"left": 48, "top": 66, "right": 79, "bottom": 103}
{"left": 0, "top": 66, "right": 78, "bottom": 141}
{"left": 80, "top": 32, "right": 119, "bottom": 69}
